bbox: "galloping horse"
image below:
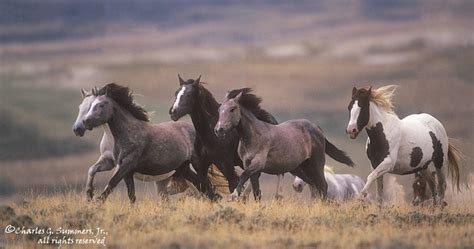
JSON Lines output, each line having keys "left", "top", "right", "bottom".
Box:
{"left": 73, "top": 89, "right": 177, "bottom": 201}
{"left": 169, "top": 76, "right": 280, "bottom": 200}
{"left": 346, "top": 85, "right": 462, "bottom": 205}
{"left": 77, "top": 83, "right": 216, "bottom": 203}
{"left": 293, "top": 166, "right": 365, "bottom": 201}
{"left": 215, "top": 89, "right": 354, "bottom": 199}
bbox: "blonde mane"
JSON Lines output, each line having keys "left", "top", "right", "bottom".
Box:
{"left": 324, "top": 165, "right": 335, "bottom": 174}
{"left": 369, "top": 85, "right": 398, "bottom": 113}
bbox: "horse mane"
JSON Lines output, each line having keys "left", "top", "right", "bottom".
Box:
{"left": 324, "top": 165, "right": 335, "bottom": 174}
{"left": 95, "top": 83, "right": 150, "bottom": 122}
{"left": 369, "top": 85, "right": 398, "bottom": 113}
{"left": 226, "top": 88, "right": 278, "bottom": 125}
{"left": 198, "top": 84, "right": 220, "bottom": 112}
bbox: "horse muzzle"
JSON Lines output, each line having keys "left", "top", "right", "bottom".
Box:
{"left": 214, "top": 127, "right": 227, "bottom": 139}
{"left": 346, "top": 127, "right": 359, "bottom": 139}
{"left": 169, "top": 108, "right": 183, "bottom": 121}
{"left": 73, "top": 124, "right": 86, "bottom": 137}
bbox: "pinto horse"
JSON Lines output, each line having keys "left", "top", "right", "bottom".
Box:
{"left": 346, "top": 85, "right": 462, "bottom": 205}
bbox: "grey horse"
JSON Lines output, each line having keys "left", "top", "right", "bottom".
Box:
{"left": 75, "top": 83, "right": 216, "bottom": 203}
{"left": 214, "top": 90, "right": 355, "bottom": 200}
{"left": 73, "top": 89, "right": 180, "bottom": 201}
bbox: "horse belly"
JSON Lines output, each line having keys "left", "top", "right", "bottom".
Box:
{"left": 393, "top": 118, "right": 437, "bottom": 174}
{"left": 264, "top": 145, "right": 307, "bottom": 174}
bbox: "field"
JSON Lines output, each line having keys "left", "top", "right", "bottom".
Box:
{"left": 1, "top": 191, "right": 474, "bottom": 249}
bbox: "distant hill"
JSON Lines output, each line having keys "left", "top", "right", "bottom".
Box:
{"left": 0, "top": 107, "right": 92, "bottom": 161}
{"left": 1, "top": 0, "right": 472, "bottom": 43}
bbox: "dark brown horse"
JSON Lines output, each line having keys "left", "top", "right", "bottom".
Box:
{"left": 169, "top": 76, "right": 278, "bottom": 200}
{"left": 215, "top": 89, "right": 355, "bottom": 200}
{"left": 79, "top": 83, "right": 216, "bottom": 203}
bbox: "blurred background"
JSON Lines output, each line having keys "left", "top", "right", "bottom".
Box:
{"left": 0, "top": 0, "right": 473, "bottom": 203}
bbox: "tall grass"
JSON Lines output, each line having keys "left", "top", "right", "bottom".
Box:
{"left": 2, "top": 192, "right": 473, "bottom": 249}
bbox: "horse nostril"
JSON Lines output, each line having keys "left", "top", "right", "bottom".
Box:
{"left": 352, "top": 128, "right": 357, "bottom": 133}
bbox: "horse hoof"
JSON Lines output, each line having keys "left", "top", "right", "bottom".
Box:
{"left": 94, "top": 196, "right": 106, "bottom": 204}
{"left": 86, "top": 189, "right": 94, "bottom": 202}
{"left": 274, "top": 194, "right": 283, "bottom": 201}
{"left": 228, "top": 191, "right": 239, "bottom": 202}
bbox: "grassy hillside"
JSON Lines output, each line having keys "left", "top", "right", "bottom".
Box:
{"left": 0, "top": 83, "right": 93, "bottom": 161}
{"left": 1, "top": 192, "right": 473, "bottom": 249}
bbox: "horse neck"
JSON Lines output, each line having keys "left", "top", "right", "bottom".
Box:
{"left": 236, "top": 107, "right": 265, "bottom": 144}
{"left": 107, "top": 103, "right": 144, "bottom": 143}
{"left": 366, "top": 102, "right": 400, "bottom": 132}
{"left": 101, "top": 124, "right": 114, "bottom": 141}
{"left": 190, "top": 89, "right": 220, "bottom": 138}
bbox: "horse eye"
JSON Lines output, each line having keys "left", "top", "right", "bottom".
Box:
{"left": 230, "top": 108, "right": 235, "bottom": 112}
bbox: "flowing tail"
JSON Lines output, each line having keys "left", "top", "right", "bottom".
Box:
{"left": 447, "top": 139, "right": 463, "bottom": 192}
{"left": 325, "top": 139, "right": 355, "bottom": 167}
{"left": 207, "top": 164, "right": 231, "bottom": 194}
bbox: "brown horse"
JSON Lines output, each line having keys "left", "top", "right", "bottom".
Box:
{"left": 215, "top": 89, "right": 354, "bottom": 200}
{"left": 169, "top": 76, "right": 279, "bottom": 200}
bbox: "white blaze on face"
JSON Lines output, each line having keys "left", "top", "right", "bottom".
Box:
{"left": 172, "top": 86, "right": 186, "bottom": 112}
{"left": 85, "top": 98, "right": 102, "bottom": 119}
{"left": 347, "top": 100, "right": 361, "bottom": 132}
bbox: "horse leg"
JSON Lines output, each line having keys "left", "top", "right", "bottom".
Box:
{"left": 179, "top": 163, "right": 219, "bottom": 200}
{"left": 191, "top": 155, "right": 215, "bottom": 197}
{"left": 215, "top": 159, "right": 239, "bottom": 193}
{"left": 233, "top": 160, "right": 264, "bottom": 198}
{"left": 155, "top": 179, "right": 170, "bottom": 201}
{"left": 274, "top": 174, "right": 284, "bottom": 200}
{"left": 300, "top": 156, "right": 327, "bottom": 200}
{"left": 291, "top": 167, "right": 316, "bottom": 198}
{"left": 360, "top": 158, "right": 394, "bottom": 200}
{"left": 419, "top": 169, "right": 437, "bottom": 205}
{"left": 124, "top": 173, "right": 136, "bottom": 204}
{"left": 250, "top": 173, "right": 262, "bottom": 201}
{"left": 86, "top": 156, "right": 115, "bottom": 201}
{"left": 97, "top": 154, "right": 138, "bottom": 203}
{"left": 376, "top": 177, "right": 384, "bottom": 204}
{"left": 307, "top": 165, "right": 327, "bottom": 200}
{"left": 435, "top": 167, "right": 447, "bottom": 206}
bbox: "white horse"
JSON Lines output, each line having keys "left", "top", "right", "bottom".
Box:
{"left": 346, "top": 85, "right": 462, "bottom": 205}
{"left": 292, "top": 166, "right": 365, "bottom": 201}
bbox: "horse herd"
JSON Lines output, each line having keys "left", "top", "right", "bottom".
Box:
{"left": 72, "top": 76, "right": 462, "bottom": 206}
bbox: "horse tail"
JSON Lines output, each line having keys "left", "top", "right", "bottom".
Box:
{"left": 447, "top": 139, "right": 463, "bottom": 192}
{"left": 207, "top": 164, "right": 230, "bottom": 194}
{"left": 325, "top": 139, "right": 355, "bottom": 167}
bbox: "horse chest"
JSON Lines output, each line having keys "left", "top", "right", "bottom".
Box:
{"left": 366, "top": 122, "right": 390, "bottom": 169}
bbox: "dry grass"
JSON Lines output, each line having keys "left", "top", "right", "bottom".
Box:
{"left": 1, "top": 192, "right": 473, "bottom": 249}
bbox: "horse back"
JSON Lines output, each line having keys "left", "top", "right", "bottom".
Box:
{"left": 144, "top": 121, "right": 196, "bottom": 162}
{"left": 266, "top": 119, "right": 324, "bottom": 164}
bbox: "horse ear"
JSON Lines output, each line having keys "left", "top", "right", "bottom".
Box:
{"left": 178, "top": 74, "right": 185, "bottom": 85}
{"left": 195, "top": 75, "right": 201, "bottom": 85}
{"left": 234, "top": 91, "right": 243, "bottom": 103}
{"left": 368, "top": 86, "right": 372, "bottom": 94}
{"left": 352, "top": 87, "right": 357, "bottom": 96}
{"left": 81, "top": 89, "right": 87, "bottom": 98}
{"left": 92, "top": 87, "right": 97, "bottom": 96}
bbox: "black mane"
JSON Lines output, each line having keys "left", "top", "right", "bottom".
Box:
{"left": 95, "top": 83, "right": 150, "bottom": 122}
{"left": 227, "top": 88, "right": 278, "bottom": 125}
